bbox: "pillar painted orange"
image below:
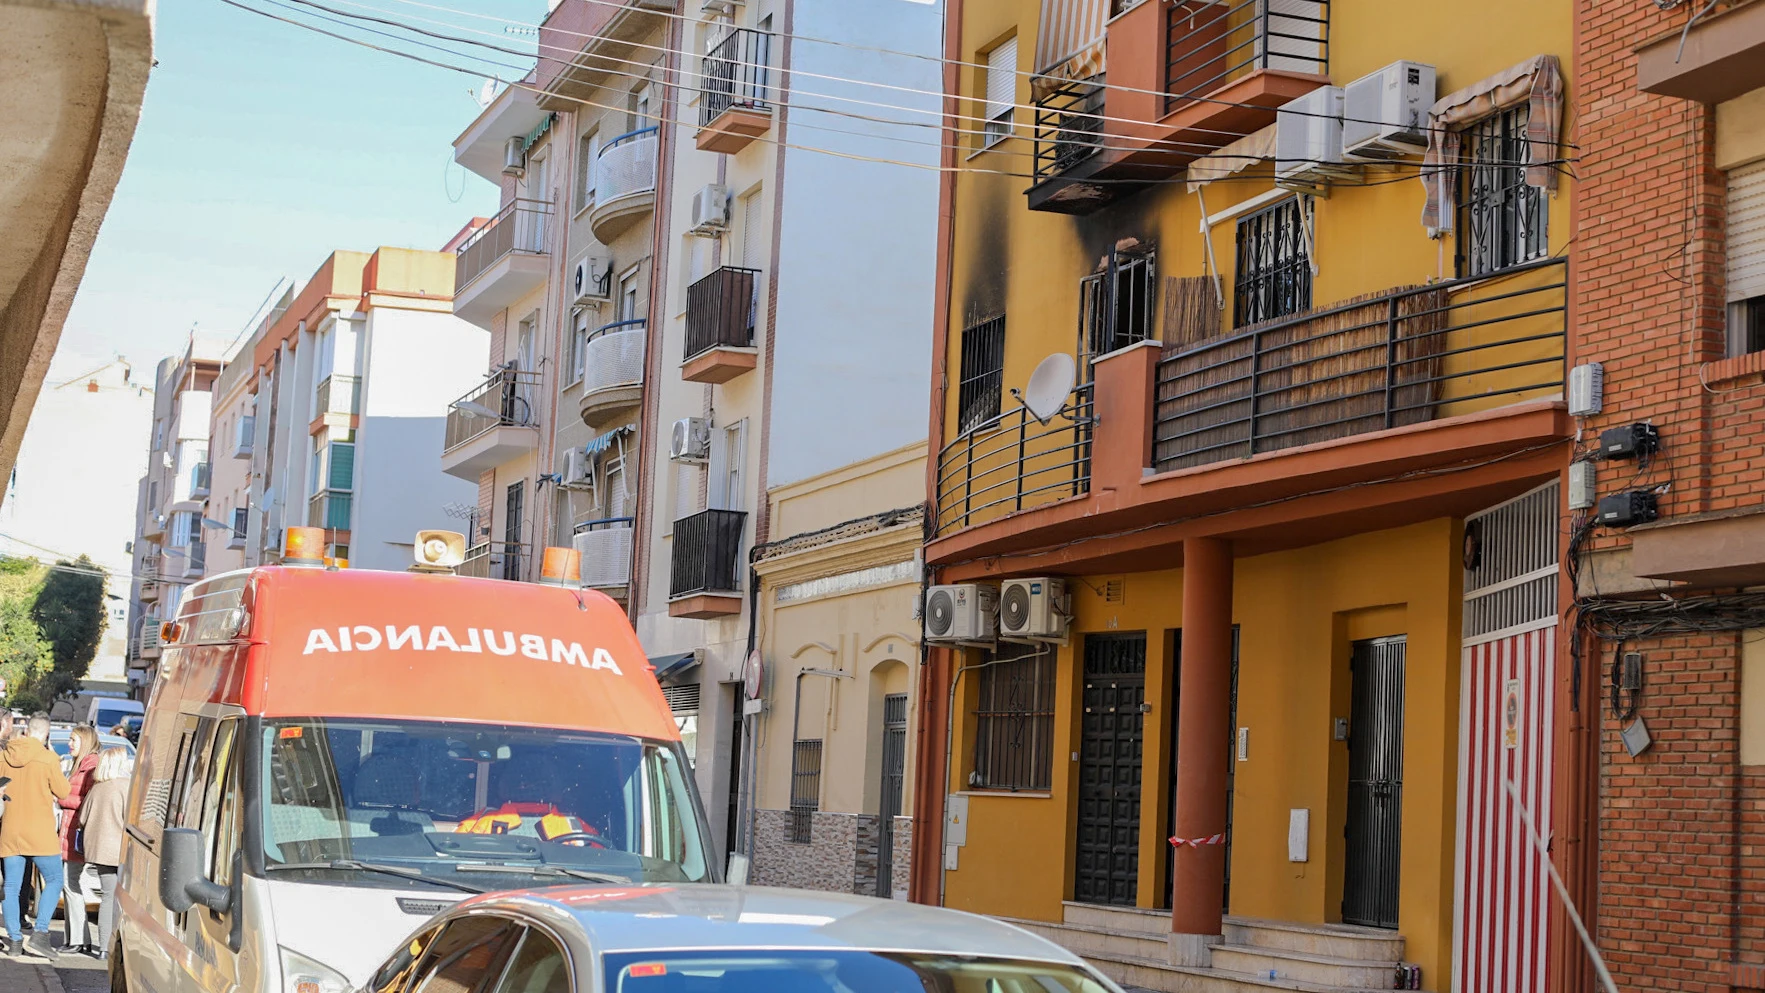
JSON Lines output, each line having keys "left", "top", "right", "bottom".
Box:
{"left": 1171, "top": 535, "right": 1233, "bottom": 935}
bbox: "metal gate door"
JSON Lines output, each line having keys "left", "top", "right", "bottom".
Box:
{"left": 876, "top": 693, "right": 908, "bottom": 897}
{"left": 1344, "top": 636, "right": 1406, "bottom": 929}
{"left": 1075, "top": 633, "right": 1146, "bottom": 906}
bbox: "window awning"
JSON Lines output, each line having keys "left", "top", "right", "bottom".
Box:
{"left": 1419, "top": 54, "right": 1564, "bottom": 236}
{"left": 585, "top": 423, "right": 635, "bottom": 457}
{"left": 650, "top": 651, "right": 701, "bottom": 685}
{"left": 1032, "top": 0, "right": 1110, "bottom": 101}
{"left": 1186, "top": 124, "right": 1277, "bottom": 192}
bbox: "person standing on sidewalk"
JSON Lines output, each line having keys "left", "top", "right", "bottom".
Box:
{"left": 0, "top": 715, "right": 68, "bottom": 960}
{"left": 56, "top": 725, "right": 99, "bottom": 956}
{"left": 77, "top": 747, "right": 130, "bottom": 960}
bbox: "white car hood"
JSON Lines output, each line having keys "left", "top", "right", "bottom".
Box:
{"left": 264, "top": 877, "right": 465, "bottom": 986}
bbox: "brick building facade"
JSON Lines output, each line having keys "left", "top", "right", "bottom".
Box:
{"left": 1567, "top": 1, "right": 1765, "bottom": 990}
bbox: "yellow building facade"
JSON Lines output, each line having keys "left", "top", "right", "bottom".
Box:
{"left": 916, "top": 2, "right": 1575, "bottom": 991}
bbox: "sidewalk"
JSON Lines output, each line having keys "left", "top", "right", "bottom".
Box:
{"left": 0, "top": 955, "right": 65, "bottom": 993}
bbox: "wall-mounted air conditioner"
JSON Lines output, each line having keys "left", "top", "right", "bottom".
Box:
{"left": 562, "top": 447, "right": 594, "bottom": 488}
{"left": 925, "top": 584, "right": 999, "bottom": 644}
{"left": 1276, "top": 86, "right": 1347, "bottom": 184}
{"left": 502, "top": 136, "right": 527, "bottom": 178}
{"left": 670, "top": 417, "right": 712, "bottom": 463}
{"left": 999, "top": 578, "right": 1070, "bottom": 643}
{"left": 573, "top": 255, "right": 611, "bottom": 305}
{"left": 1342, "top": 61, "right": 1437, "bottom": 161}
{"left": 689, "top": 184, "right": 731, "bottom": 236}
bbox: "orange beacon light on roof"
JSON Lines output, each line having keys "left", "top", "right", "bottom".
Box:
{"left": 538, "top": 546, "right": 581, "bottom": 587}
{"left": 282, "top": 526, "right": 327, "bottom": 568}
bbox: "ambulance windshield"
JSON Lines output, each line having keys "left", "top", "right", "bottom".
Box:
{"left": 258, "top": 718, "right": 711, "bottom": 890}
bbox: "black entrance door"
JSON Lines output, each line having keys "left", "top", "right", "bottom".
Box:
{"left": 876, "top": 693, "right": 908, "bottom": 897}
{"left": 1343, "top": 636, "right": 1406, "bottom": 929}
{"left": 1075, "top": 633, "right": 1147, "bottom": 906}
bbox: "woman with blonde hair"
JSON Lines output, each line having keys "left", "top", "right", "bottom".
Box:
{"left": 56, "top": 724, "right": 100, "bottom": 955}
{"left": 78, "top": 747, "right": 131, "bottom": 959}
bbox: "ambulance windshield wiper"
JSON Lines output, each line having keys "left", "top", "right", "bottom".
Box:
{"left": 267, "top": 859, "right": 489, "bottom": 894}
{"left": 452, "top": 863, "right": 633, "bottom": 885}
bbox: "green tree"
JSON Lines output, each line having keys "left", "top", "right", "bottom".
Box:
{"left": 0, "top": 557, "right": 51, "bottom": 709}
{"left": 26, "top": 556, "right": 108, "bottom": 706}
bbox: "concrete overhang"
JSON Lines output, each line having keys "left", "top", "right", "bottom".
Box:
{"left": 453, "top": 82, "right": 549, "bottom": 184}
{"left": 1636, "top": 0, "right": 1765, "bottom": 103}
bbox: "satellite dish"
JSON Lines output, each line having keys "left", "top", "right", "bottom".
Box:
{"left": 1022, "top": 352, "right": 1077, "bottom": 424}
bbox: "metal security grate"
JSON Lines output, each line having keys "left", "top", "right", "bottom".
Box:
{"left": 1458, "top": 107, "right": 1548, "bottom": 278}
{"left": 702, "top": 28, "right": 773, "bottom": 125}
{"left": 1343, "top": 636, "right": 1406, "bottom": 929}
{"left": 788, "top": 739, "right": 823, "bottom": 844}
{"left": 957, "top": 315, "right": 1006, "bottom": 435}
{"left": 971, "top": 643, "right": 1057, "bottom": 791}
{"left": 1464, "top": 481, "right": 1559, "bottom": 640}
{"left": 1234, "top": 198, "right": 1311, "bottom": 328}
{"left": 1080, "top": 250, "right": 1158, "bottom": 372}
{"left": 877, "top": 693, "right": 909, "bottom": 896}
{"left": 663, "top": 683, "right": 701, "bottom": 714}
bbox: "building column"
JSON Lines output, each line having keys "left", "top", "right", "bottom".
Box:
{"left": 1171, "top": 536, "right": 1233, "bottom": 957}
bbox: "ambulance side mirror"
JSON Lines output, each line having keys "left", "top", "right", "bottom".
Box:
{"left": 160, "top": 827, "right": 231, "bottom": 914}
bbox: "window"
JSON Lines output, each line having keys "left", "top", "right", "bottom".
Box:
{"left": 983, "top": 38, "right": 1017, "bottom": 147}
{"left": 1080, "top": 248, "right": 1157, "bottom": 372}
{"left": 788, "top": 738, "right": 822, "bottom": 843}
{"left": 169, "top": 511, "right": 197, "bottom": 548}
{"left": 630, "top": 83, "right": 654, "bottom": 131}
{"left": 970, "top": 643, "right": 1056, "bottom": 791}
{"left": 956, "top": 315, "right": 1006, "bottom": 434}
{"left": 504, "top": 481, "right": 525, "bottom": 582}
{"left": 411, "top": 917, "right": 524, "bottom": 993}
{"left": 517, "top": 315, "right": 537, "bottom": 372}
{"left": 492, "top": 930, "right": 571, "bottom": 993}
{"left": 1457, "top": 106, "right": 1547, "bottom": 277}
{"left": 1233, "top": 198, "right": 1311, "bottom": 328}
{"left": 569, "top": 311, "right": 590, "bottom": 385}
{"left": 618, "top": 268, "right": 641, "bottom": 323}
{"left": 1727, "top": 159, "right": 1765, "bottom": 356}
{"left": 577, "top": 130, "right": 600, "bottom": 206}
{"left": 709, "top": 420, "right": 746, "bottom": 512}
{"left": 231, "top": 507, "right": 248, "bottom": 540}
{"left": 201, "top": 719, "right": 241, "bottom": 883}
{"left": 739, "top": 187, "right": 765, "bottom": 269}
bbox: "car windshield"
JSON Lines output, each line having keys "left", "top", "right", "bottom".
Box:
{"left": 604, "top": 951, "right": 1113, "bottom": 993}
{"left": 260, "top": 718, "right": 709, "bottom": 891}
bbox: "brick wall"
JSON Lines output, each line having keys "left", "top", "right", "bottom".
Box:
{"left": 750, "top": 809, "right": 913, "bottom": 897}
{"left": 1575, "top": 1, "right": 1765, "bottom": 989}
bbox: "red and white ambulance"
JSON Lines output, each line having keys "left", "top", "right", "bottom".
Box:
{"left": 114, "top": 528, "right": 715, "bottom": 993}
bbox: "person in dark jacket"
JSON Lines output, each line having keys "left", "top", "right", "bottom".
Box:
{"left": 0, "top": 715, "right": 69, "bottom": 960}
{"left": 57, "top": 725, "right": 100, "bottom": 955}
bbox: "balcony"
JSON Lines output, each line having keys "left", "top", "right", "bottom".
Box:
{"left": 698, "top": 28, "right": 774, "bottom": 154}
{"left": 683, "top": 266, "right": 759, "bottom": 383}
{"left": 453, "top": 198, "right": 554, "bottom": 329}
{"left": 307, "top": 491, "right": 353, "bottom": 532}
{"left": 228, "top": 508, "right": 248, "bottom": 550}
{"left": 1028, "top": 0, "right": 1329, "bottom": 213}
{"left": 928, "top": 259, "right": 1571, "bottom": 575}
{"left": 574, "top": 517, "right": 634, "bottom": 594}
{"left": 315, "top": 375, "right": 361, "bottom": 419}
{"left": 590, "top": 128, "right": 659, "bottom": 244}
{"left": 139, "top": 619, "right": 162, "bottom": 659}
{"left": 189, "top": 461, "right": 210, "bottom": 499}
{"left": 441, "top": 368, "right": 542, "bottom": 480}
{"left": 232, "top": 414, "right": 254, "bottom": 458}
{"left": 536, "top": 0, "right": 677, "bottom": 111}
{"left": 669, "top": 508, "right": 747, "bottom": 618}
{"left": 182, "top": 540, "right": 207, "bottom": 578}
{"left": 579, "top": 318, "right": 647, "bottom": 425}
{"left": 461, "top": 541, "right": 530, "bottom": 582}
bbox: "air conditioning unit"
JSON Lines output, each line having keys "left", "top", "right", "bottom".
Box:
{"left": 562, "top": 447, "right": 594, "bottom": 487}
{"left": 502, "top": 135, "right": 527, "bottom": 178}
{"left": 689, "top": 184, "right": 731, "bottom": 236}
{"left": 1275, "top": 85, "right": 1347, "bottom": 183}
{"left": 999, "top": 578, "right": 1070, "bottom": 642}
{"left": 924, "top": 584, "right": 999, "bottom": 643}
{"left": 1342, "top": 61, "right": 1437, "bottom": 161}
{"left": 572, "top": 255, "right": 611, "bottom": 305}
{"left": 670, "top": 417, "right": 712, "bottom": 463}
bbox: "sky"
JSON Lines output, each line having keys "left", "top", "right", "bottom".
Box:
{"left": 57, "top": 0, "right": 545, "bottom": 367}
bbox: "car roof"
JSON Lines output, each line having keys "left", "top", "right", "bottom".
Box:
{"left": 445, "top": 885, "right": 1084, "bottom": 963}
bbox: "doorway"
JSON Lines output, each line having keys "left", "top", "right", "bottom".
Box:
{"left": 876, "top": 693, "right": 908, "bottom": 897}
{"left": 725, "top": 684, "right": 745, "bottom": 863}
{"left": 1343, "top": 635, "right": 1406, "bottom": 928}
{"left": 1075, "top": 632, "right": 1147, "bottom": 906}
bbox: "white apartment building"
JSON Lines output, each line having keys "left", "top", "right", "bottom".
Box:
{"left": 202, "top": 284, "right": 295, "bottom": 577}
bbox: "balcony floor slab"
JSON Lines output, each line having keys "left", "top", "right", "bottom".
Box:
{"left": 669, "top": 592, "right": 744, "bottom": 619}
{"left": 682, "top": 345, "right": 757, "bottom": 384}
{"left": 441, "top": 424, "right": 540, "bottom": 480}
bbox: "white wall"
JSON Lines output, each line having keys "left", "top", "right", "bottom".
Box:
{"left": 352, "top": 307, "right": 488, "bottom": 571}
{"left": 765, "top": 0, "right": 941, "bottom": 486}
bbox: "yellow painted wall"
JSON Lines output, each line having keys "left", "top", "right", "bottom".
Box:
{"left": 942, "top": 518, "right": 1463, "bottom": 984}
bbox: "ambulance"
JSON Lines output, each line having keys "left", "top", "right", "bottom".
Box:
{"left": 113, "top": 528, "right": 716, "bottom": 993}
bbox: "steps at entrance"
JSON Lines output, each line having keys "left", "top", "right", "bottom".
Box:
{"left": 995, "top": 906, "right": 1430, "bottom": 993}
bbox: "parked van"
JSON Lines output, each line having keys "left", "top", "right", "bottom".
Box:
{"left": 114, "top": 528, "right": 716, "bottom": 993}
{"left": 88, "top": 696, "right": 144, "bottom": 730}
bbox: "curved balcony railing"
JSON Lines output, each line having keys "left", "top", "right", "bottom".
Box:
{"left": 574, "top": 517, "right": 635, "bottom": 589}
{"left": 597, "top": 127, "right": 659, "bottom": 205}
{"left": 583, "top": 318, "right": 648, "bottom": 395}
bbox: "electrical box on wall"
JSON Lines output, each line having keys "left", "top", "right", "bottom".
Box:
{"left": 1568, "top": 460, "right": 1597, "bottom": 510}
{"left": 1567, "top": 362, "right": 1604, "bottom": 416}
{"left": 1597, "top": 490, "right": 1659, "bottom": 528}
{"left": 1600, "top": 423, "right": 1660, "bottom": 461}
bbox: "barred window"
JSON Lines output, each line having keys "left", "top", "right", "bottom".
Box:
{"left": 970, "top": 643, "right": 1056, "bottom": 791}
{"left": 788, "top": 739, "right": 822, "bottom": 843}
{"left": 1233, "top": 198, "right": 1311, "bottom": 328}
{"left": 1080, "top": 249, "right": 1157, "bottom": 373}
{"left": 1457, "top": 106, "right": 1547, "bottom": 278}
{"left": 957, "top": 315, "right": 1006, "bottom": 435}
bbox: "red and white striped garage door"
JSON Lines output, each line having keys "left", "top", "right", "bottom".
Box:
{"left": 1452, "top": 483, "right": 1557, "bottom": 993}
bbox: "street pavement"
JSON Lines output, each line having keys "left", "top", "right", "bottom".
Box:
{"left": 0, "top": 919, "right": 108, "bottom": 993}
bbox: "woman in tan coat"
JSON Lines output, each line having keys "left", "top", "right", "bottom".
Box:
{"left": 0, "top": 715, "right": 69, "bottom": 960}
{"left": 78, "top": 747, "right": 130, "bottom": 960}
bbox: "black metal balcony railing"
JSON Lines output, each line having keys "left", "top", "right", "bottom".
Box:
{"left": 1032, "top": 75, "right": 1107, "bottom": 185}
{"left": 445, "top": 367, "right": 542, "bottom": 451}
{"left": 1153, "top": 257, "right": 1567, "bottom": 472}
{"left": 455, "top": 197, "right": 554, "bottom": 291}
{"left": 935, "top": 384, "right": 1095, "bottom": 535}
{"left": 1165, "top": 0, "right": 1329, "bottom": 114}
{"left": 670, "top": 509, "right": 747, "bottom": 598}
{"left": 685, "top": 266, "right": 759, "bottom": 361}
{"left": 315, "top": 375, "right": 361, "bottom": 417}
{"left": 702, "top": 28, "right": 773, "bottom": 126}
{"left": 307, "top": 490, "right": 353, "bottom": 531}
{"left": 461, "top": 541, "right": 530, "bottom": 582}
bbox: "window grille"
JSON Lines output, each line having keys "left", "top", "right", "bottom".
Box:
{"left": 970, "top": 643, "right": 1057, "bottom": 791}
{"left": 1457, "top": 106, "right": 1547, "bottom": 278}
{"left": 1080, "top": 249, "right": 1157, "bottom": 372}
{"left": 788, "top": 739, "right": 822, "bottom": 843}
{"left": 1234, "top": 198, "right": 1311, "bottom": 328}
{"left": 957, "top": 315, "right": 1006, "bottom": 435}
